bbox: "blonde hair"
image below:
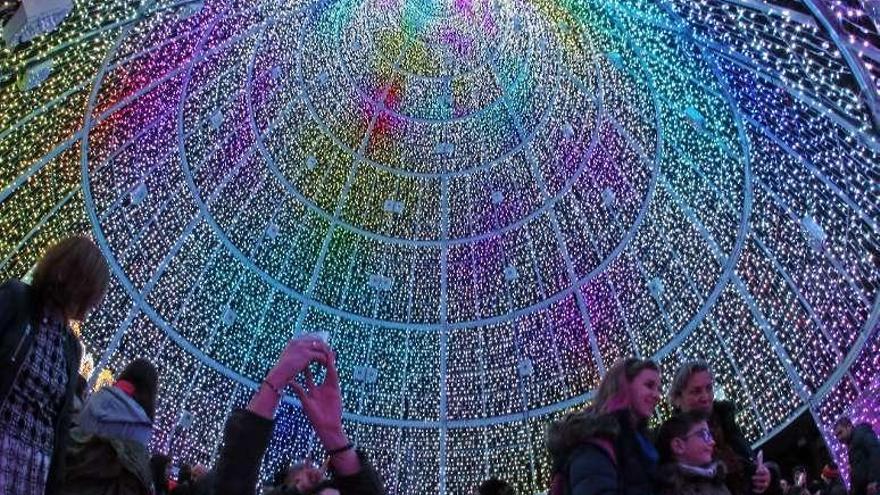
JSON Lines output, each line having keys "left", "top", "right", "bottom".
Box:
{"left": 668, "top": 360, "right": 713, "bottom": 406}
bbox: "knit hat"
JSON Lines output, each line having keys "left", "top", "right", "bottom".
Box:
{"left": 821, "top": 464, "right": 839, "bottom": 479}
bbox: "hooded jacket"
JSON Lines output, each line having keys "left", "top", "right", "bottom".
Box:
{"left": 60, "top": 386, "right": 154, "bottom": 495}
{"left": 547, "top": 409, "right": 658, "bottom": 495}
{"left": 656, "top": 462, "right": 733, "bottom": 495}
{"left": 77, "top": 386, "right": 153, "bottom": 445}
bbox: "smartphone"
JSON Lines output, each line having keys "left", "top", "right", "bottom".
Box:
{"left": 298, "top": 331, "right": 329, "bottom": 343}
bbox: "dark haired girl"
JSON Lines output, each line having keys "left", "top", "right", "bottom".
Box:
{"left": 0, "top": 235, "right": 110, "bottom": 495}
{"left": 62, "top": 358, "right": 159, "bottom": 494}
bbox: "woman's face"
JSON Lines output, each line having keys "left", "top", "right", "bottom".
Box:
{"left": 679, "top": 371, "right": 714, "bottom": 414}
{"left": 629, "top": 368, "right": 661, "bottom": 419}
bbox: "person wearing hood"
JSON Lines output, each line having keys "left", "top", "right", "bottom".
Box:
{"left": 655, "top": 411, "right": 732, "bottom": 495}
{"left": 833, "top": 416, "right": 880, "bottom": 495}
{"left": 668, "top": 361, "right": 772, "bottom": 495}
{"left": 546, "top": 357, "right": 663, "bottom": 495}
{"left": 61, "top": 358, "right": 158, "bottom": 495}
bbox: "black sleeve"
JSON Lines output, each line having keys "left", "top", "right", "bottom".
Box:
{"left": 0, "top": 281, "right": 18, "bottom": 334}
{"left": 567, "top": 444, "right": 619, "bottom": 495}
{"left": 0, "top": 280, "right": 30, "bottom": 342}
{"left": 866, "top": 428, "right": 880, "bottom": 484}
{"left": 718, "top": 401, "right": 754, "bottom": 461}
{"left": 213, "top": 409, "right": 275, "bottom": 495}
{"left": 332, "top": 451, "right": 386, "bottom": 495}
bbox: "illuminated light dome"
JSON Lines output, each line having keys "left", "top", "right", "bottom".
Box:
{"left": 1, "top": 0, "right": 879, "bottom": 492}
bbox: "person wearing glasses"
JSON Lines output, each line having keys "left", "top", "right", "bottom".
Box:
{"left": 668, "top": 361, "right": 772, "bottom": 495}
{"left": 655, "top": 411, "right": 733, "bottom": 495}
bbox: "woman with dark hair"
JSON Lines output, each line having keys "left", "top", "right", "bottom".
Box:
{"left": 62, "top": 358, "right": 159, "bottom": 495}
{"left": 0, "top": 235, "right": 110, "bottom": 495}
{"left": 547, "top": 357, "right": 663, "bottom": 495}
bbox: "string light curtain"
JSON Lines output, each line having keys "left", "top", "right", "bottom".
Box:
{"left": 1, "top": 0, "right": 878, "bottom": 492}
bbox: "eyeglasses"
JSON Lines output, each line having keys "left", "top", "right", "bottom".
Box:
{"left": 683, "top": 428, "right": 714, "bottom": 443}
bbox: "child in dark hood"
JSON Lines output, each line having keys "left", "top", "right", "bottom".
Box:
{"left": 655, "top": 412, "right": 732, "bottom": 495}
{"left": 61, "top": 358, "right": 158, "bottom": 495}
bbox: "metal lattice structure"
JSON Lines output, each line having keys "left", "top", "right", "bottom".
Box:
{"left": 1, "top": 0, "right": 879, "bottom": 492}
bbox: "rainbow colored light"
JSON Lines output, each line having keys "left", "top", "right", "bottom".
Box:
{"left": 1, "top": 0, "right": 878, "bottom": 492}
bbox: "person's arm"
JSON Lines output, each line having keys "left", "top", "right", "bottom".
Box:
{"left": 213, "top": 338, "right": 332, "bottom": 495}
{"left": 249, "top": 339, "right": 331, "bottom": 419}
{"left": 332, "top": 451, "right": 386, "bottom": 495}
{"left": 720, "top": 402, "right": 770, "bottom": 495}
{"left": 567, "top": 444, "right": 619, "bottom": 495}
{"left": 291, "top": 351, "right": 383, "bottom": 492}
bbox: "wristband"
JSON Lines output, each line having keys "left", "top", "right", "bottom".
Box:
{"left": 261, "top": 379, "right": 284, "bottom": 396}
{"left": 326, "top": 442, "right": 354, "bottom": 456}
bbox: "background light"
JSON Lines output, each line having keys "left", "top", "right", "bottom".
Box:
{"left": 1, "top": 0, "right": 878, "bottom": 492}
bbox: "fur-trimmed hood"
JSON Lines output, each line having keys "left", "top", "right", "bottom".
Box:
{"left": 546, "top": 409, "right": 621, "bottom": 466}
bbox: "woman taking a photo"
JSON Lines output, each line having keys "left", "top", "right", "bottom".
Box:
{"left": 0, "top": 235, "right": 110, "bottom": 495}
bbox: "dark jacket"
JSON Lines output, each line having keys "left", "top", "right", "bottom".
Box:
{"left": 0, "top": 279, "right": 83, "bottom": 495}
{"left": 656, "top": 462, "right": 733, "bottom": 495}
{"left": 60, "top": 426, "right": 153, "bottom": 495}
{"left": 547, "top": 409, "right": 658, "bottom": 495}
{"left": 709, "top": 402, "right": 752, "bottom": 461}
{"left": 848, "top": 423, "right": 880, "bottom": 495}
{"left": 212, "top": 408, "right": 385, "bottom": 495}
{"left": 706, "top": 401, "right": 767, "bottom": 495}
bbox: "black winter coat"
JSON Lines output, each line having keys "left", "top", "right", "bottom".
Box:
{"left": 814, "top": 478, "right": 847, "bottom": 495}
{"left": 655, "top": 462, "right": 733, "bottom": 495}
{"left": 211, "top": 409, "right": 385, "bottom": 495}
{"left": 60, "top": 426, "right": 153, "bottom": 495}
{"left": 848, "top": 423, "right": 880, "bottom": 495}
{"left": 704, "top": 400, "right": 783, "bottom": 495}
{"left": 547, "top": 409, "right": 658, "bottom": 495}
{"left": 0, "top": 279, "right": 83, "bottom": 495}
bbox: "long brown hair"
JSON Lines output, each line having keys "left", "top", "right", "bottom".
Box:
{"left": 592, "top": 357, "right": 660, "bottom": 414}
{"left": 31, "top": 235, "right": 110, "bottom": 321}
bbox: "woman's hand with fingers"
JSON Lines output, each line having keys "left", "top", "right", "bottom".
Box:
{"left": 267, "top": 337, "right": 332, "bottom": 387}
{"left": 290, "top": 350, "right": 362, "bottom": 477}
{"left": 290, "top": 349, "right": 343, "bottom": 439}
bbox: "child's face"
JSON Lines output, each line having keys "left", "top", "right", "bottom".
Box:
{"left": 673, "top": 420, "right": 715, "bottom": 466}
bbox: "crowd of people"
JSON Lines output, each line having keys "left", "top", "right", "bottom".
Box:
{"left": 1, "top": 236, "right": 879, "bottom": 495}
